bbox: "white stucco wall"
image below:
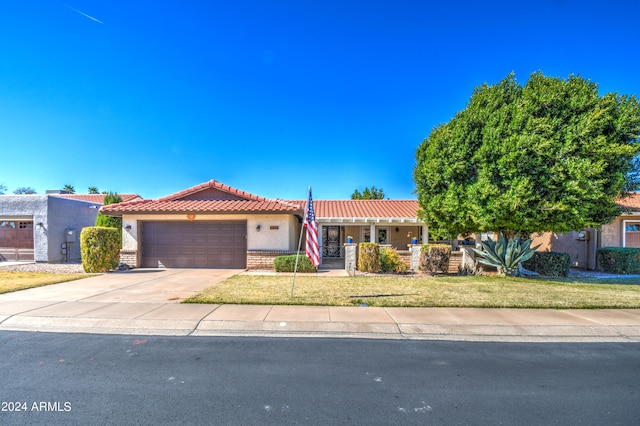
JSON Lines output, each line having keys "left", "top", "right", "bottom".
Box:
{"left": 121, "top": 213, "right": 296, "bottom": 252}
{"left": 0, "top": 195, "right": 100, "bottom": 262}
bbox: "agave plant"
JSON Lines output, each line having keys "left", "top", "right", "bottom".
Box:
{"left": 472, "top": 232, "right": 540, "bottom": 277}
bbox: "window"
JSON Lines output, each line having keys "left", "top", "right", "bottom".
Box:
{"left": 625, "top": 221, "right": 640, "bottom": 248}
{"left": 1, "top": 221, "right": 15, "bottom": 228}
{"left": 18, "top": 222, "right": 33, "bottom": 229}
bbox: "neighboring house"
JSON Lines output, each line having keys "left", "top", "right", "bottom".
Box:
{"left": 0, "top": 192, "right": 141, "bottom": 263}
{"left": 100, "top": 180, "right": 427, "bottom": 269}
{"left": 531, "top": 192, "right": 640, "bottom": 270}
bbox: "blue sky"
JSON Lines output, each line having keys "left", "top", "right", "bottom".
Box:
{"left": 1, "top": 1, "right": 639, "bottom": 201}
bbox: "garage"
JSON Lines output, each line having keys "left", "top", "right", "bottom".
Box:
{"left": 0, "top": 220, "right": 34, "bottom": 261}
{"left": 141, "top": 221, "right": 246, "bottom": 268}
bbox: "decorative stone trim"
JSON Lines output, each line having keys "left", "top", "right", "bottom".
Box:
{"left": 119, "top": 250, "right": 138, "bottom": 268}
{"left": 246, "top": 250, "right": 297, "bottom": 270}
{"left": 344, "top": 243, "right": 357, "bottom": 275}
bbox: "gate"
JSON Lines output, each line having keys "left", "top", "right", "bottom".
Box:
{"left": 322, "top": 226, "right": 341, "bottom": 257}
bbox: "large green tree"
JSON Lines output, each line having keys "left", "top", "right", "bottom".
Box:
{"left": 351, "top": 186, "right": 385, "bottom": 200}
{"left": 95, "top": 193, "right": 123, "bottom": 242}
{"left": 414, "top": 72, "right": 640, "bottom": 238}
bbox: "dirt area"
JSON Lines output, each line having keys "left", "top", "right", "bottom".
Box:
{"left": 0, "top": 262, "right": 86, "bottom": 274}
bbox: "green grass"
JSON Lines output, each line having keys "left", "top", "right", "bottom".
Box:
{"left": 183, "top": 274, "right": 640, "bottom": 309}
{"left": 0, "top": 271, "right": 93, "bottom": 294}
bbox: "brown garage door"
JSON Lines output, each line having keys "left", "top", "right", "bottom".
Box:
{"left": 0, "top": 221, "right": 34, "bottom": 261}
{"left": 141, "top": 221, "right": 246, "bottom": 268}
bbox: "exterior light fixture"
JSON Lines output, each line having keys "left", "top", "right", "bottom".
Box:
{"left": 36, "top": 222, "right": 44, "bottom": 229}
{"left": 256, "top": 225, "right": 261, "bottom": 232}
{"left": 125, "top": 225, "right": 132, "bottom": 231}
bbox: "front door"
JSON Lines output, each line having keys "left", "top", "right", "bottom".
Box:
{"left": 322, "top": 226, "right": 341, "bottom": 257}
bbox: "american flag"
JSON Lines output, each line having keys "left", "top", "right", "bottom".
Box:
{"left": 304, "top": 188, "right": 320, "bottom": 268}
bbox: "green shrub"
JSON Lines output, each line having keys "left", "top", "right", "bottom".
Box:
{"left": 522, "top": 251, "right": 572, "bottom": 277}
{"left": 358, "top": 242, "right": 380, "bottom": 273}
{"left": 420, "top": 244, "right": 451, "bottom": 275}
{"left": 380, "top": 246, "right": 409, "bottom": 274}
{"left": 80, "top": 227, "right": 120, "bottom": 273}
{"left": 597, "top": 247, "right": 640, "bottom": 274}
{"left": 273, "top": 255, "right": 317, "bottom": 272}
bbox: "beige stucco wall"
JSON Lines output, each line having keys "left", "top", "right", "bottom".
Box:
{"left": 601, "top": 214, "right": 640, "bottom": 247}
{"left": 121, "top": 213, "right": 295, "bottom": 252}
{"left": 601, "top": 219, "right": 622, "bottom": 247}
{"left": 534, "top": 231, "right": 597, "bottom": 269}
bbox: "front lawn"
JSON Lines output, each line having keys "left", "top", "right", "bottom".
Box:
{"left": 183, "top": 274, "right": 640, "bottom": 309}
{"left": 0, "top": 271, "right": 91, "bottom": 294}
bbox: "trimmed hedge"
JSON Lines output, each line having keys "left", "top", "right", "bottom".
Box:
{"left": 80, "top": 227, "right": 120, "bottom": 273}
{"left": 274, "top": 255, "right": 317, "bottom": 272}
{"left": 358, "top": 242, "right": 380, "bottom": 273}
{"left": 522, "top": 251, "right": 571, "bottom": 277}
{"left": 597, "top": 247, "right": 640, "bottom": 274}
{"left": 420, "top": 244, "right": 451, "bottom": 275}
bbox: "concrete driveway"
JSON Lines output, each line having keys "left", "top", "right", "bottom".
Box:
{"left": 0, "top": 268, "right": 241, "bottom": 304}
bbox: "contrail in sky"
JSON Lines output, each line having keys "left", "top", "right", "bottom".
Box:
{"left": 60, "top": 1, "right": 103, "bottom": 24}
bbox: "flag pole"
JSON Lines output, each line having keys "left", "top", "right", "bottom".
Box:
{"left": 291, "top": 187, "right": 310, "bottom": 298}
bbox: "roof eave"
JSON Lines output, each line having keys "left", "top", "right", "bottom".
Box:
{"left": 317, "top": 217, "right": 423, "bottom": 224}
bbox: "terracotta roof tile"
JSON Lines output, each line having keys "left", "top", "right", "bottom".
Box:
{"left": 98, "top": 179, "right": 421, "bottom": 219}
{"left": 101, "top": 199, "right": 304, "bottom": 215}
{"left": 314, "top": 200, "right": 420, "bottom": 219}
{"left": 617, "top": 192, "right": 640, "bottom": 212}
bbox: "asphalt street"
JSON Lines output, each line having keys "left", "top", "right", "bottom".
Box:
{"left": 1, "top": 331, "right": 639, "bottom": 425}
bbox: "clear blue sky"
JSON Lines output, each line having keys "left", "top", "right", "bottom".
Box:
{"left": 1, "top": 1, "right": 639, "bottom": 200}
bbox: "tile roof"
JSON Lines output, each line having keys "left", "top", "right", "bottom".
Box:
{"left": 55, "top": 194, "right": 142, "bottom": 203}
{"left": 159, "top": 180, "right": 267, "bottom": 202}
{"left": 101, "top": 199, "right": 304, "bottom": 215}
{"left": 314, "top": 200, "right": 420, "bottom": 219}
{"left": 98, "top": 180, "right": 421, "bottom": 218}
{"left": 617, "top": 192, "right": 640, "bottom": 212}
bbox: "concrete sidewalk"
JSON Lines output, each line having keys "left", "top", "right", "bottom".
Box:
{"left": 0, "top": 268, "right": 639, "bottom": 341}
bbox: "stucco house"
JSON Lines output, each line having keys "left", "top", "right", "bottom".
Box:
{"left": 0, "top": 192, "right": 140, "bottom": 263}
{"left": 531, "top": 192, "right": 640, "bottom": 269}
{"left": 100, "top": 180, "right": 428, "bottom": 269}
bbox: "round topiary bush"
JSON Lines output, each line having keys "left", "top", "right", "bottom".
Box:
{"left": 80, "top": 226, "right": 120, "bottom": 273}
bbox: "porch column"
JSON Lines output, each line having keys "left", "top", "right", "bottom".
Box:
{"left": 422, "top": 225, "right": 429, "bottom": 244}
{"left": 370, "top": 224, "right": 376, "bottom": 243}
{"left": 317, "top": 223, "right": 323, "bottom": 264}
